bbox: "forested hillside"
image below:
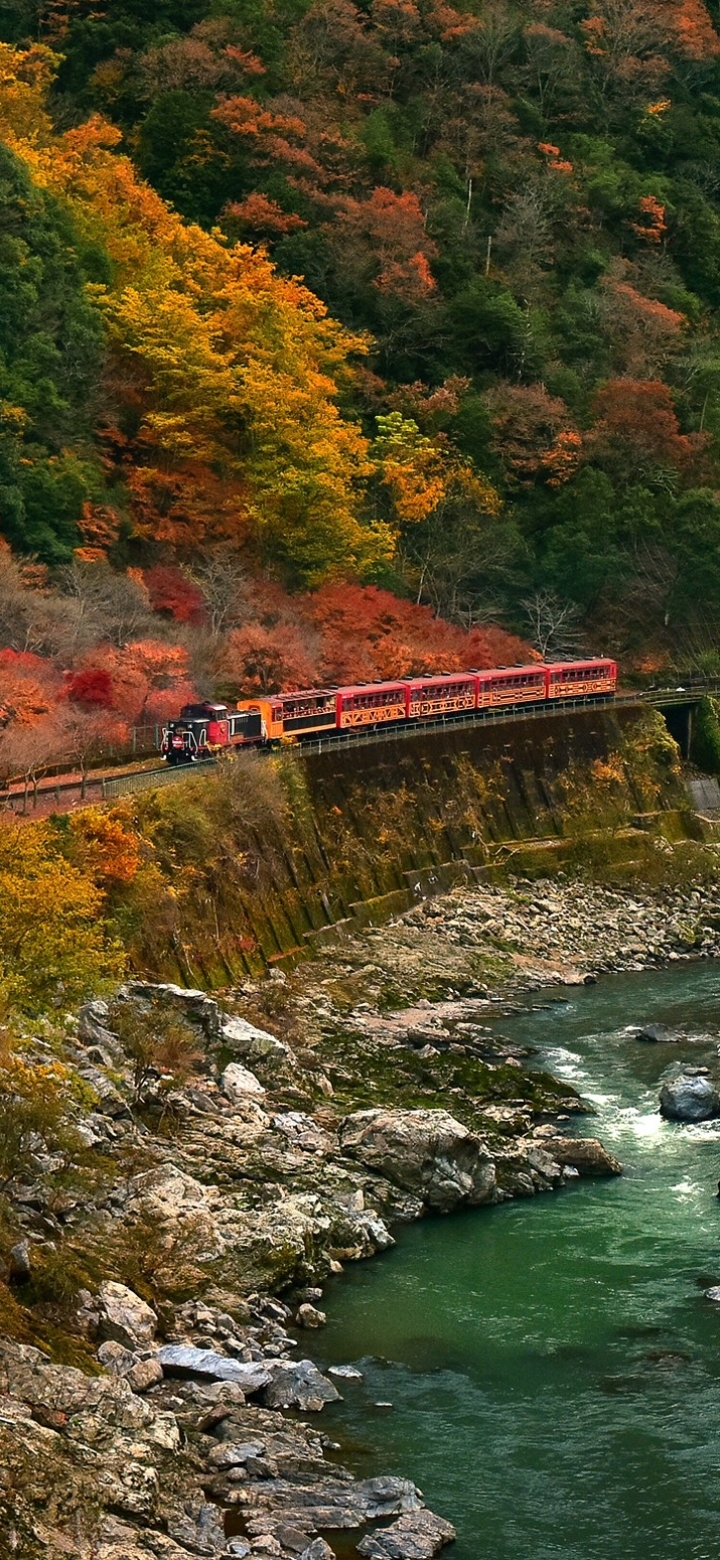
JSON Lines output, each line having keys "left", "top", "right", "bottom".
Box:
{"left": 0, "top": 0, "right": 718, "bottom": 759}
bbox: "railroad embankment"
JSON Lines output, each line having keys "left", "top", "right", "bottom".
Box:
{"left": 4, "top": 710, "right": 720, "bottom": 1558}
{"left": 111, "top": 704, "right": 710, "bottom": 986}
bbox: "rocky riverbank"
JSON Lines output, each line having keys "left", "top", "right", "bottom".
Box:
{"left": 4, "top": 868, "right": 720, "bottom": 1560}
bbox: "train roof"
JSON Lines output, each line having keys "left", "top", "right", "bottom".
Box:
{"left": 546, "top": 657, "right": 616, "bottom": 669}
{"left": 272, "top": 687, "right": 335, "bottom": 700}
{"left": 478, "top": 663, "right": 548, "bottom": 678}
{"left": 402, "top": 670, "right": 477, "bottom": 684}
{"left": 338, "top": 679, "right": 408, "bottom": 696}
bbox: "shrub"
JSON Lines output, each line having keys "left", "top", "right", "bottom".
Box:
{"left": 107, "top": 1000, "right": 205, "bottom": 1099}
{"left": 0, "top": 1043, "right": 79, "bottom": 1189}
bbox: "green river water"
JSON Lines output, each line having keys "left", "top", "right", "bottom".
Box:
{"left": 314, "top": 962, "right": 720, "bottom": 1560}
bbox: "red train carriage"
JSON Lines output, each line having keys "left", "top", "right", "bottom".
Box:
{"left": 548, "top": 659, "right": 616, "bottom": 699}
{"left": 404, "top": 673, "right": 478, "bottom": 719}
{"left": 336, "top": 681, "right": 407, "bottom": 729}
{"left": 478, "top": 665, "right": 549, "bottom": 708}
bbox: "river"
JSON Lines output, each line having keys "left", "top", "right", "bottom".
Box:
{"left": 314, "top": 961, "right": 720, "bottom": 1560}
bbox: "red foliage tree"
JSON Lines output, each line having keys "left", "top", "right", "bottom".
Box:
{"left": 143, "top": 565, "right": 207, "bottom": 625}
{"left": 331, "top": 188, "right": 438, "bottom": 299}
{"left": 76, "top": 641, "right": 197, "bottom": 726}
{"left": 305, "top": 583, "right": 534, "bottom": 681}
{"left": 66, "top": 668, "right": 114, "bottom": 709}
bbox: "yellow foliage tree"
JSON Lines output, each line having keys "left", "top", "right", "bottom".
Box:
{"left": 373, "top": 411, "right": 501, "bottom": 524}
{"left": 0, "top": 44, "right": 393, "bottom": 583}
{"left": 0, "top": 820, "right": 124, "bottom": 1011}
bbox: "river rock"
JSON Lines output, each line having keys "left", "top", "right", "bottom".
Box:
{"left": 635, "top": 1023, "right": 672, "bottom": 1043}
{"left": 221, "top": 1061, "right": 266, "bottom": 1101}
{"left": 328, "top": 1363, "right": 363, "bottom": 1380}
{"left": 296, "top": 1303, "right": 326, "bottom": 1329}
{"left": 244, "top": 1474, "right": 421, "bottom": 1540}
{"left": 299, "top": 1543, "right": 334, "bottom": 1560}
{"left": 660, "top": 1071, "right": 720, "bottom": 1121}
{"left": 544, "top": 1137, "right": 622, "bottom": 1175}
{"left": 157, "top": 1345, "right": 272, "bottom": 1391}
{"left": 208, "top": 1440, "right": 265, "bottom": 1470}
{"left": 261, "top": 1359, "right": 340, "bottom": 1411}
{"left": 97, "top": 1281, "right": 157, "bottom": 1349}
{"left": 357, "top": 1509, "right": 456, "bottom": 1558}
{"left": 339, "top": 1108, "right": 497, "bottom": 1210}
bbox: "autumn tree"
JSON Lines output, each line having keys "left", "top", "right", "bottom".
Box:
{"left": 0, "top": 820, "right": 124, "bottom": 1011}
{"left": 485, "top": 384, "right": 582, "bottom": 487}
{"left": 587, "top": 378, "right": 705, "bottom": 478}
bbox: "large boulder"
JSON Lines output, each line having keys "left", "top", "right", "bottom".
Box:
{"left": 220, "top": 1014, "right": 294, "bottom": 1065}
{"left": 544, "top": 1137, "right": 622, "bottom": 1175}
{"left": 220, "top": 1061, "right": 266, "bottom": 1102}
{"left": 660, "top": 1070, "right": 720, "bottom": 1122}
{"left": 339, "top": 1108, "right": 497, "bottom": 1211}
{"left": 634, "top": 1022, "right": 672, "bottom": 1043}
{"left": 358, "top": 1509, "right": 456, "bottom": 1558}
{"left": 97, "top": 1282, "right": 157, "bottom": 1350}
{"left": 261, "top": 1358, "right": 340, "bottom": 1412}
{"left": 156, "top": 1345, "right": 272, "bottom": 1393}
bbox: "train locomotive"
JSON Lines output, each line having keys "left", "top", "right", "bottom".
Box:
{"left": 160, "top": 658, "right": 617, "bottom": 764}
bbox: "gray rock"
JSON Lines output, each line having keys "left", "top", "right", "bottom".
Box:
{"left": 221, "top": 1061, "right": 266, "bottom": 1101}
{"left": 660, "top": 1072, "right": 720, "bottom": 1122}
{"left": 220, "top": 1015, "right": 293, "bottom": 1064}
{"left": 340, "top": 1108, "right": 497, "bottom": 1211}
{"left": 261, "top": 1359, "right": 340, "bottom": 1411}
{"left": 78, "top": 998, "right": 122, "bottom": 1052}
{"left": 168, "top": 1498, "right": 226, "bottom": 1556}
{"left": 207, "top": 1440, "right": 265, "bottom": 1469}
{"left": 635, "top": 1022, "right": 672, "bottom": 1043}
{"left": 121, "top": 981, "right": 221, "bottom": 1040}
{"left": 705, "top": 1286, "right": 720, "bottom": 1302}
{"left": 296, "top": 1303, "right": 326, "bottom": 1329}
{"left": 544, "top": 1138, "right": 622, "bottom": 1175}
{"left": 327, "top": 1363, "right": 363, "bottom": 1380}
{"left": 299, "top": 1544, "right": 334, "bottom": 1560}
{"left": 97, "top": 1282, "right": 157, "bottom": 1349}
{"left": 157, "top": 1346, "right": 271, "bottom": 1392}
{"left": 357, "top": 1509, "right": 456, "bottom": 1558}
{"left": 8, "top": 1239, "right": 30, "bottom": 1281}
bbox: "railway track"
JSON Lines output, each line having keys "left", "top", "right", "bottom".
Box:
{"left": 1, "top": 681, "right": 715, "bottom": 819}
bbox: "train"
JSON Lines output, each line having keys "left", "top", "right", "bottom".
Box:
{"left": 159, "top": 658, "right": 618, "bottom": 764}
